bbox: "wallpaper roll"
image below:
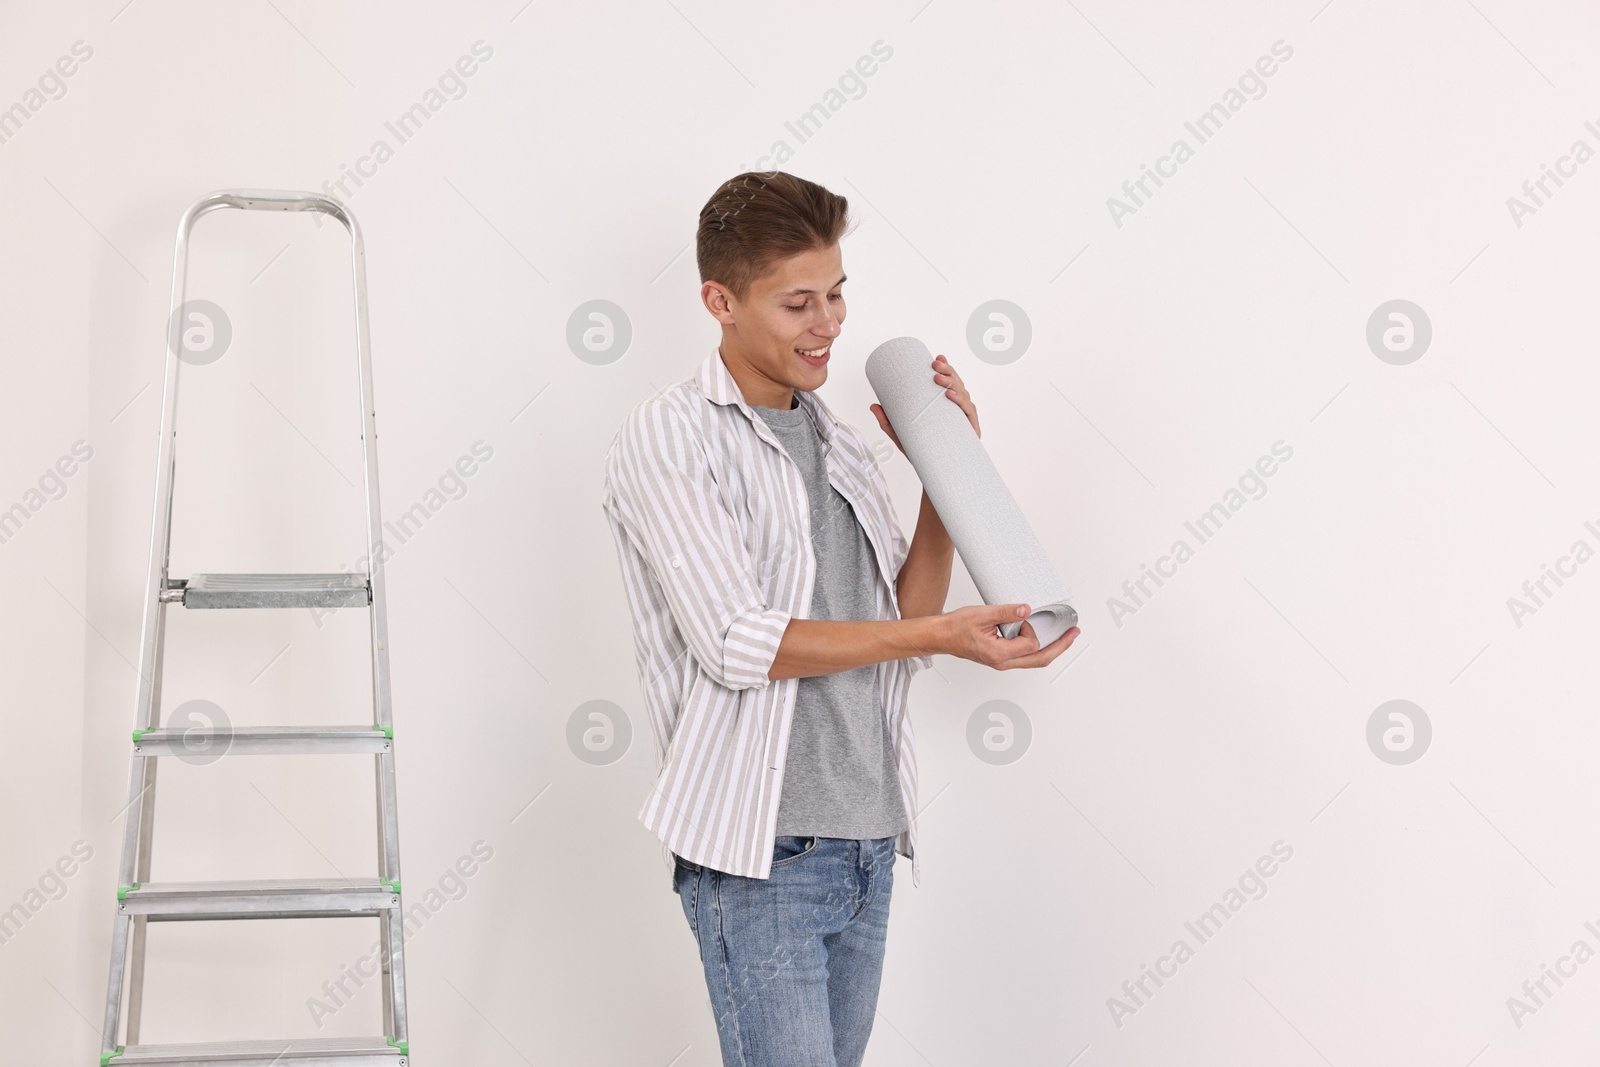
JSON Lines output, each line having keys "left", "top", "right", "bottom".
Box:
{"left": 866, "top": 336, "right": 1078, "bottom": 645}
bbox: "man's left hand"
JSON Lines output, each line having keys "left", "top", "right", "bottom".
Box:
{"left": 870, "top": 353, "right": 980, "bottom": 454}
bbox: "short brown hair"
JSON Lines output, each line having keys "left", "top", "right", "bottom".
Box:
{"left": 696, "top": 171, "right": 853, "bottom": 302}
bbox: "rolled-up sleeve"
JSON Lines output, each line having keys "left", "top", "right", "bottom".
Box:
{"left": 603, "top": 399, "right": 791, "bottom": 691}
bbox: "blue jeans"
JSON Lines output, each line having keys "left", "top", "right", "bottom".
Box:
{"left": 673, "top": 835, "right": 897, "bottom": 1067}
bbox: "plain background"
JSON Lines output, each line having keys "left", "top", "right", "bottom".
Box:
{"left": 3, "top": 0, "right": 1599, "bottom": 1063}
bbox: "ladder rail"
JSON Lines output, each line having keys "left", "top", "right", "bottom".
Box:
{"left": 104, "top": 189, "right": 408, "bottom": 1062}
{"left": 126, "top": 589, "right": 169, "bottom": 1046}
{"left": 343, "top": 197, "right": 404, "bottom": 902}
{"left": 344, "top": 205, "right": 407, "bottom": 1042}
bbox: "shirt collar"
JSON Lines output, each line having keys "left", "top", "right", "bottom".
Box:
{"left": 696, "top": 346, "right": 835, "bottom": 444}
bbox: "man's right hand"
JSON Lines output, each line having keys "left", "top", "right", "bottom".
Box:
{"left": 937, "top": 603, "right": 1079, "bottom": 670}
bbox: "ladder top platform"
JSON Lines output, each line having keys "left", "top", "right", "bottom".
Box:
{"left": 177, "top": 573, "right": 371, "bottom": 609}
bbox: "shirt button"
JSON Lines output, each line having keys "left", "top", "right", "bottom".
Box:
{"left": 670, "top": 556, "right": 682, "bottom": 569}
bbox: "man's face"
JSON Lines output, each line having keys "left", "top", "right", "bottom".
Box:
{"left": 711, "top": 243, "right": 846, "bottom": 402}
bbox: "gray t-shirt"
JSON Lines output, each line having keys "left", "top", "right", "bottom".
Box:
{"left": 753, "top": 394, "right": 909, "bottom": 840}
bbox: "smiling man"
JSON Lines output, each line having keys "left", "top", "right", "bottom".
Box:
{"left": 601, "top": 171, "right": 1077, "bottom": 1067}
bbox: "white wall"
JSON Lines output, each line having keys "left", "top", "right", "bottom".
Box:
{"left": 3, "top": 0, "right": 1599, "bottom": 1063}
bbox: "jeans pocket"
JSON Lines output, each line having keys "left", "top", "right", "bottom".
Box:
{"left": 674, "top": 858, "right": 700, "bottom": 938}
{"left": 770, "top": 834, "right": 818, "bottom": 868}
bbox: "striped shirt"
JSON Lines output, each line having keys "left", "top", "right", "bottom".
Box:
{"left": 601, "top": 346, "right": 934, "bottom": 884}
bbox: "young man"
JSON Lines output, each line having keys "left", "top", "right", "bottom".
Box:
{"left": 601, "top": 171, "right": 1078, "bottom": 1067}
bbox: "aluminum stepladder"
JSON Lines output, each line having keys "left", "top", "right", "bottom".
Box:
{"left": 100, "top": 191, "right": 409, "bottom": 1067}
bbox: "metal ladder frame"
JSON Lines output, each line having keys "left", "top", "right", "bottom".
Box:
{"left": 100, "top": 191, "right": 408, "bottom": 1066}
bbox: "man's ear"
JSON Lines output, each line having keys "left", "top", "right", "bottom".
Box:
{"left": 701, "top": 281, "right": 737, "bottom": 325}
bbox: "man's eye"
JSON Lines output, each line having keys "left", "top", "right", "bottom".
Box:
{"left": 785, "top": 292, "right": 840, "bottom": 310}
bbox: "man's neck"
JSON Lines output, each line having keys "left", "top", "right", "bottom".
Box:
{"left": 720, "top": 343, "right": 795, "bottom": 410}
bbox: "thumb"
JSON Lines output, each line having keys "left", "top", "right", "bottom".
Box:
{"left": 988, "top": 603, "right": 1031, "bottom": 625}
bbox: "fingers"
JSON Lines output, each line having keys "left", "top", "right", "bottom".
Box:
{"left": 990, "top": 603, "right": 1032, "bottom": 624}
{"left": 994, "top": 626, "right": 1080, "bottom": 670}
{"left": 932, "top": 354, "right": 981, "bottom": 437}
{"left": 997, "top": 620, "right": 1042, "bottom": 653}
{"left": 976, "top": 614, "right": 1041, "bottom": 664}
{"left": 977, "top": 603, "right": 1030, "bottom": 645}
{"left": 870, "top": 404, "right": 905, "bottom": 452}
{"left": 953, "top": 602, "right": 1079, "bottom": 670}
{"left": 932, "top": 356, "right": 963, "bottom": 397}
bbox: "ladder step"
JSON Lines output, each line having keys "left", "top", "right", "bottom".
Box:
{"left": 118, "top": 879, "right": 401, "bottom": 921}
{"left": 107, "top": 1035, "right": 406, "bottom": 1065}
{"left": 176, "top": 573, "right": 371, "bottom": 609}
{"left": 133, "top": 725, "right": 391, "bottom": 756}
